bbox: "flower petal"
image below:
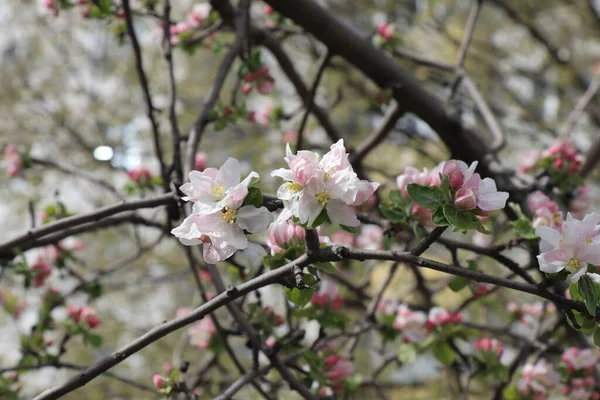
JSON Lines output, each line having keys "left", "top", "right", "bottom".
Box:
{"left": 327, "top": 200, "right": 360, "bottom": 227}
{"left": 237, "top": 206, "right": 273, "bottom": 233}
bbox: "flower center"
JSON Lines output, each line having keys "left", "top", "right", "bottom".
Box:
{"left": 587, "top": 238, "right": 593, "bottom": 244}
{"left": 286, "top": 181, "right": 303, "bottom": 194}
{"left": 211, "top": 184, "right": 224, "bottom": 199}
{"left": 221, "top": 207, "right": 237, "bottom": 224}
{"left": 566, "top": 258, "right": 581, "bottom": 274}
{"left": 315, "top": 189, "right": 330, "bottom": 206}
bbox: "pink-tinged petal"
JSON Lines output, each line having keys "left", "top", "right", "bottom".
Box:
{"left": 203, "top": 242, "right": 236, "bottom": 263}
{"left": 569, "top": 268, "right": 588, "bottom": 284}
{"left": 217, "top": 158, "right": 241, "bottom": 189}
{"left": 224, "top": 184, "right": 249, "bottom": 210}
{"left": 578, "top": 243, "right": 600, "bottom": 265}
{"left": 465, "top": 161, "right": 478, "bottom": 183}
{"left": 536, "top": 254, "right": 565, "bottom": 274}
{"left": 194, "top": 212, "right": 227, "bottom": 237}
{"left": 240, "top": 171, "right": 259, "bottom": 187}
{"left": 297, "top": 192, "right": 323, "bottom": 226}
{"left": 580, "top": 212, "right": 600, "bottom": 236}
{"left": 327, "top": 200, "right": 359, "bottom": 227}
{"left": 221, "top": 223, "right": 248, "bottom": 250}
{"left": 237, "top": 206, "right": 273, "bottom": 233}
{"left": 171, "top": 214, "right": 203, "bottom": 245}
{"left": 477, "top": 178, "right": 509, "bottom": 211}
{"left": 535, "top": 226, "right": 561, "bottom": 252}
{"left": 271, "top": 168, "right": 296, "bottom": 182}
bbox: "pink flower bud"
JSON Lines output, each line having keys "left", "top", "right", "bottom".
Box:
{"left": 67, "top": 305, "right": 82, "bottom": 322}
{"left": 194, "top": 152, "right": 207, "bottom": 171}
{"left": 152, "top": 374, "right": 167, "bottom": 389}
{"left": 242, "top": 83, "right": 252, "bottom": 95}
{"left": 324, "top": 355, "right": 341, "bottom": 368}
{"left": 264, "top": 5, "right": 274, "bottom": 14}
{"left": 455, "top": 187, "right": 477, "bottom": 210}
{"left": 442, "top": 160, "right": 465, "bottom": 190}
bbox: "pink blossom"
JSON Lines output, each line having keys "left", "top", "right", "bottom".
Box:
{"left": 426, "top": 307, "right": 462, "bottom": 330}
{"left": 80, "top": 306, "right": 101, "bottom": 328}
{"left": 561, "top": 348, "right": 597, "bottom": 373}
{"left": 442, "top": 160, "right": 477, "bottom": 190}
{"left": 356, "top": 224, "right": 383, "bottom": 250}
{"left": 3, "top": 145, "right": 22, "bottom": 177}
{"left": 517, "top": 359, "right": 560, "bottom": 398}
{"left": 152, "top": 374, "right": 167, "bottom": 389}
{"left": 527, "top": 191, "right": 562, "bottom": 228}
{"left": 454, "top": 172, "right": 509, "bottom": 212}
{"left": 377, "top": 22, "right": 395, "bottom": 42}
{"left": 265, "top": 336, "right": 276, "bottom": 347}
{"left": 376, "top": 298, "right": 399, "bottom": 316}
{"left": 172, "top": 158, "right": 272, "bottom": 263}
{"left": 266, "top": 218, "right": 305, "bottom": 254}
{"left": 127, "top": 166, "right": 152, "bottom": 184}
{"left": 536, "top": 212, "right": 600, "bottom": 283}
{"left": 31, "top": 259, "right": 52, "bottom": 287}
{"left": 194, "top": 152, "right": 207, "bottom": 171}
{"left": 189, "top": 317, "right": 216, "bottom": 349}
{"left": 264, "top": 5, "right": 274, "bottom": 14}
{"left": 474, "top": 338, "right": 503, "bottom": 358}
{"left": 187, "top": 3, "right": 211, "bottom": 27}
{"left": 323, "top": 356, "right": 353, "bottom": 391}
{"left": 311, "top": 281, "right": 343, "bottom": 311}
{"left": 393, "top": 304, "right": 428, "bottom": 343}
{"left": 67, "top": 305, "right": 82, "bottom": 322}
{"left": 571, "top": 186, "right": 593, "bottom": 219}
{"left": 519, "top": 150, "right": 540, "bottom": 173}
{"left": 272, "top": 140, "right": 379, "bottom": 228}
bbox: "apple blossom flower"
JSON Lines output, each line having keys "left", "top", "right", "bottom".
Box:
{"left": 323, "top": 356, "right": 353, "bottom": 392}
{"left": 172, "top": 158, "right": 272, "bottom": 263}
{"left": 194, "top": 152, "right": 207, "bottom": 171}
{"left": 519, "top": 150, "right": 540, "bottom": 173}
{"left": 127, "top": 166, "right": 152, "bottom": 184}
{"left": 187, "top": 3, "right": 211, "bottom": 28}
{"left": 393, "top": 304, "right": 428, "bottom": 343}
{"left": 517, "top": 359, "right": 560, "bottom": 399}
{"left": 571, "top": 185, "right": 593, "bottom": 219}
{"left": 527, "top": 191, "right": 562, "bottom": 228}
{"left": 80, "top": 306, "right": 101, "bottom": 328}
{"left": 3, "top": 144, "right": 22, "bottom": 177}
{"left": 356, "top": 224, "right": 384, "bottom": 250}
{"left": 266, "top": 218, "right": 305, "bottom": 254}
{"left": 272, "top": 140, "right": 379, "bottom": 228}
{"left": 31, "top": 258, "right": 52, "bottom": 287}
{"left": 376, "top": 298, "right": 399, "bottom": 317}
{"left": 442, "top": 160, "right": 478, "bottom": 190}
{"left": 152, "top": 374, "right": 167, "bottom": 389}
{"left": 426, "top": 307, "right": 462, "bottom": 330}
{"left": 453, "top": 171, "right": 509, "bottom": 212}
{"left": 263, "top": 306, "right": 285, "bottom": 326}
{"left": 189, "top": 317, "right": 217, "bottom": 349}
{"left": 536, "top": 212, "right": 600, "bottom": 283}
{"left": 377, "top": 22, "right": 395, "bottom": 42}
{"left": 561, "top": 348, "right": 596, "bottom": 374}
{"left": 474, "top": 338, "right": 503, "bottom": 358}
{"left": 311, "top": 281, "right": 343, "bottom": 311}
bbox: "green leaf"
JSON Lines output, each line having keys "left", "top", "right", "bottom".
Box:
{"left": 431, "top": 206, "right": 449, "bottom": 227}
{"left": 594, "top": 327, "right": 600, "bottom": 347}
{"left": 314, "top": 262, "right": 336, "bottom": 273}
{"left": 85, "top": 333, "right": 103, "bottom": 348}
{"left": 379, "top": 202, "right": 406, "bottom": 223}
{"left": 448, "top": 276, "right": 469, "bottom": 292}
{"left": 407, "top": 184, "right": 444, "bottom": 208}
{"left": 502, "top": 384, "right": 519, "bottom": 400}
{"left": 443, "top": 204, "right": 488, "bottom": 233}
{"left": 578, "top": 275, "right": 598, "bottom": 316}
{"left": 439, "top": 175, "right": 452, "bottom": 203}
{"left": 263, "top": 253, "right": 287, "bottom": 270}
{"left": 309, "top": 209, "right": 330, "bottom": 228}
{"left": 389, "top": 189, "right": 403, "bottom": 203}
{"left": 431, "top": 341, "right": 455, "bottom": 365}
{"left": 340, "top": 225, "right": 359, "bottom": 233}
{"left": 397, "top": 343, "right": 418, "bottom": 364}
{"left": 242, "top": 186, "right": 263, "bottom": 208}
{"left": 285, "top": 288, "right": 313, "bottom": 307}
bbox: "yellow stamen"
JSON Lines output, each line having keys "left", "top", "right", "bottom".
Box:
{"left": 221, "top": 207, "right": 238, "bottom": 224}
{"left": 286, "top": 182, "right": 303, "bottom": 193}
{"left": 565, "top": 258, "right": 581, "bottom": 274}
{"left": 323, "top": 172, "right": 331, "bottom": 181}
{"left": 315, "top": 189, "right": 330, "bottom": 207}
{"left": 587, "top": 238, "right": 593, "bottom": 244}
{"left": 211, "top": 184, "right": 224, "bottom": 199}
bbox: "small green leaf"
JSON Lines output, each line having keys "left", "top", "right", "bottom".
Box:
{"left": 407, "top": 184, "right": 444, "bottom": 208}
{"left": 285, "top": 288, "right": 313, "bottom": 307}
{"left": 242, "top": 186, "right": 263, "bottom": 208}
{"left": 263, "top": 253, "right": 287, "bottom": 270}
{"left": 309, "top": 209, "right": 330, "bottom": 228}
{"left": 448, "top": 276, "right": 469, "bottom": 292}
{"left": 594, "top": 327, "right": 600, "bottom": 347}
{"left": 315, "top": 262, "right": 336, "bottom": 273}
{"left": 443, "top": 204, "right": 488, "bottom": 233}
{"left": 397, "top": 343, "right": 418, "bottom": 364}
{"left": 85, "top": 333, "right": 103, "bottom": 348}
{"left": 379, "top": 202, "right": 406, "bottom": 223}
{"left": 439, "top": 175, "right": 452, "bottom": 203}
{"left": 389, "top": 189, "right": 403, "bottom": 203}
{"left": 340, "top": 225, "right": 359, "bottom": 233}
{"left": 431, "top": 341, "right": 455, "bottom": 365}
{"left": 431, "top": 206, "right": 449, "bottom": 227}
{"left": 579, "top": 276, "right": 598, "bottom": 316}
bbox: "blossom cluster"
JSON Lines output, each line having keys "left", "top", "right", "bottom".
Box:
{"left": 516, "top": 359, "right": 560, "bottom": 399}
{"left": 521, "top": 138, "right": 582, "bottom": 174}
{"left": 311, "top": 281, "right": 343, "bottom": 311}
{"left": 320, "top": 354, "right": 354, "bottom": 393}
{"left": 67, "top": 305, "right": 102, "bottom": 329}
{"left": 527, "top": 191, "right": 563, "bottom": 229}
{"left": 506, "top": 301, "right": 555, "bottom": 328}
{"left": 168, "top": 3, "right": 212, "bottom": 46}
{"left": 172, "top": 158, "right": 273, "bottom": 263}
{"left": 536, "top": 212, "right": 600, "bottom": 284}
{"left": 473, "top": 338, "right": 503, "bottom": 360}
{"left": 378, "top": 301, "right": 462, "bottom": 343}
{"left": 272, "top": 140, "right": 379, "bottom": 228}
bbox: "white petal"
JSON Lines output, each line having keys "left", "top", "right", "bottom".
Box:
{"left": 297, "top": 193, "right": 322, "bottom": 225}
{"left": 221, "top": 223, "right": 248, "bottom": 250}
{"left": 240, "top": 171, "right": 259, "bottom": 187}
{"left": 326, "top": 200, "right": 359, "bottom": 227}
{"left": 570, "top": 269, "right": 587, "bottom": 284}
{"left": 217, "top": 158, "right": 241, "bottom": 189}
{"left": 271, "top": 168, "right": 296, "bottom": 181}
{"left": 171, "top": 213, "right": 201, "bottom": 241}
{"left": 237, "top": 206, "right": 273, "bottom": 233}
{"left": 535, "top": 226, "right": 561, "bottom": 252}
{"left": 536, "top": 254, "right": 564, "bottom": 274}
